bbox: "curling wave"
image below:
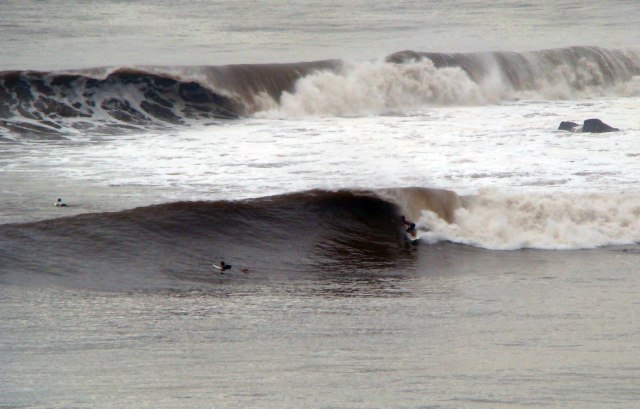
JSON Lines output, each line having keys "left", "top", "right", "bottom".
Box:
{"left": 0, "top": 188, "right": 458, "bottom": 290}
{"left": 0, "top": 60, "right": 339, "bottom": 137}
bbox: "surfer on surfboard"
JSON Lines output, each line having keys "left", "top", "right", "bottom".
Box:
{"left": 401, "top": 216, "right": 416, "bottom": 234}
{"left": 401, "top": 216, "right": 418, "bottom": 243}
{"left": 213, "top": 261, "right": 232, "bottom": 273}
{"left": 212, "top": 259, "right": 250, "bottom": 274}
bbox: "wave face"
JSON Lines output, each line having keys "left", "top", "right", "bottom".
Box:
{"left": 0, "top": 69, "right": 240, "bottom": 137}
{"left": 1, "top": 47, "right": 639, "bottom": 135}
{"left": 0, "top": 188, "right": 457, "bottom": 290}
{"left": 0, "top": 61, "right": 338, "bottom": 137}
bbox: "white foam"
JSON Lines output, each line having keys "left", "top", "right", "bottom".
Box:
{"left": 419, "top": 188, "right": 640, "bottom": 250}
{"left": 257, "top": 55, "right": 640, "bottom": 118}
{"left": 258, "top": 59, "right": 500, "bottom": 117}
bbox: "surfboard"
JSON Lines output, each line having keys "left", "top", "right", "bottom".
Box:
{"left": 212, "top": 263, "right": 232, "bottom": 271}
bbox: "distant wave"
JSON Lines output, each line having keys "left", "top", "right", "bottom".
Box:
{"left": 0, "top": 68, "right": 238, "bottom": 137}
{"left": 269, "top": 46, "right": 640, "bottom": 117}
{"left": 0, "top": 61, "right": 338, "bottom": 137}
{"left": 387, "top": 46, "right": 640, "bottom": 91}
{"left": 1, "top": 46, "right": 639, "bottom": 136}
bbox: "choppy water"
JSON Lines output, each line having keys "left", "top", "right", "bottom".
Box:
{"left": 2, "top": 1, "right": 640, "bottom": 408}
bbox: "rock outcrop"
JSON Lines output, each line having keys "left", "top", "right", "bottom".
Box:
{"left": 558, "top": 118, "right": 619, "bottom": 133}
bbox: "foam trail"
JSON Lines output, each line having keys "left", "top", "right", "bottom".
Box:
{"left": 418, "top": 189, "right": 640, "bottom": 250}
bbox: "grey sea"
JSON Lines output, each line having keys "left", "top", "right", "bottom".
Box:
{"left": 1, "top": 1, "right": 640, "bottom": 408}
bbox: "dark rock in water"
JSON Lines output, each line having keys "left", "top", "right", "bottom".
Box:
{"left": 558, "top": 121, "right": 579, "bottom": 131}
{"left": 558, "top": 118, "right": 619, "bottom": 133}
{"left": 582, "top": 118, "right": 619, "bottom": 133}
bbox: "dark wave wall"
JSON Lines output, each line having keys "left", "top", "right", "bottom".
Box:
{"left": 0, "top": 188, "right": 459, "bottom": 290}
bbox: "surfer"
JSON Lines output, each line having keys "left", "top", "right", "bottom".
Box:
{"left": 401, "top": 216, "right": 418, "bottom": 244}
{"left": 54, "top": 198, "right": 68, "bottom": 207}
{"left": 401, "top": 216, "right": 416, "bottom": 234}
{"left": 406, "top": 223, "right": 417, "bottom": 239}
{"left": 213, "top": 261, "right": 232, "bottom": 273}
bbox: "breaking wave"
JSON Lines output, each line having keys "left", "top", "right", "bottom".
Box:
{"left": 0, "top": 188, "right": 456, "bottom": 290}
{"left": 0, "top": 61, "right": 338, "bottom": 137}
{"left": 1, "top": 46, "right": 639, "bottom": 136}
{"left": 266, "top": 46, "right": 640, "bottom": 117}
{"left": 1, "top": 186, "right": 639, "bottom": 291}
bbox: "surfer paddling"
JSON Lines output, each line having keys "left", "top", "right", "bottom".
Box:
{"left": 54, "top": 198, "right": 68, "bottom": 207}
{"left": 212, "top": 259, "right": 250, "bottom": 274}
{"left": 213, "top": 261, "right": 232, "bottom": 274}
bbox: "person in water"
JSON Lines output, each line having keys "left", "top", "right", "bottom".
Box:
{"left": 54, "top": 198, "right": 68, "bottom": 207}
{"left": 401, "top": 216, "right": 417, "bottom": 239}
{"left": 401, "top": 216, "right": 415, "bottom": 232}
{"left": 214, "top": 261, "right": 232, "bottom": 273}
{"left": 213, "top": 260, "right": 250, "bottom": 274}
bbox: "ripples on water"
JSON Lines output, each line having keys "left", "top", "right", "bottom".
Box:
{"left": 2, "top": 244, "right": 639, "bottom": 408}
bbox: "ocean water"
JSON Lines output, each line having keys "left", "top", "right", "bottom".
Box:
{"left": 2, "top": 1, "right": 640, "bottom": 408}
